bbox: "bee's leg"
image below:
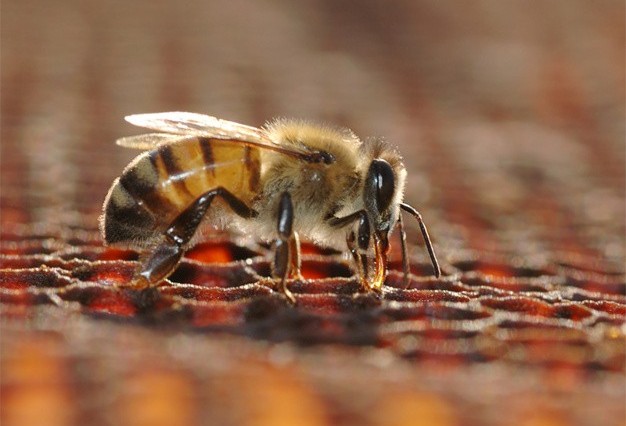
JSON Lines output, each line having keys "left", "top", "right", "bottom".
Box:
{"left": 400, "top": 203, "right": 441, "bottom": 278}
{"left": 137, "top": 187, "right": 257, "bottom": 287}
{"left": 288, "top": 231, "right": 303, "bottom": 280}
{"left": 346, "top": 230, "right": 369, "bottom": 290}
{"left": 329, "top": 210, "right": 372, "bottom": 291}
{"left": 135, "top": 237, "right": 184, "bottom": 288}
{"left": 398, "top": 213, "right": 411, "bottom": 289}
{"left": 346, "top": 231, "right": 361, "bottom": 277}
{"left": 273, "top": 192, "right": 297, "bottom": 304}
{"left": 355, "top": 213, "right": 374, "bottom": 292}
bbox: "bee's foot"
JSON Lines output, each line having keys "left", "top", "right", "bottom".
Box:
{"left": 282, "top": 290, "right": 297, "bottom": 305}
{"left": 289, "top": 272, "right": 305, "bottom": 282}
{"left": 359, "top": 280, "right": 383, "bottom": 296}
{"left": 116, "top": 274, "right": 152, "bottom": 290}
{"left": 280, "top": 279, "right": 297, "bottom": 305}
{"left": 258, "top": 278, "right": 297, "bottom": 305}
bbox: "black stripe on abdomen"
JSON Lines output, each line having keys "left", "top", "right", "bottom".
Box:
{"left": 119, "top": 154, "right": 179, "bottom": 221}
{"left": 198, "top": 138, "right": 216, "bottom": 178}
{"left": 157, "top": 144, "right": 194, "bottom": 199}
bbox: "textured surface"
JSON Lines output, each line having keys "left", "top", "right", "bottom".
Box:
{"left": 1, "top": 1, "right": 625, "bottom": 425}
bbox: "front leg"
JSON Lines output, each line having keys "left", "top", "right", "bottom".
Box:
{"left": 135, "top": 187, "right": 257, "bottom": 287}
{"left": 273, "top": 192, "right": 297, "bottom": 303}
{"left": 329, "top": 210, "right": 374, "bottom": 292}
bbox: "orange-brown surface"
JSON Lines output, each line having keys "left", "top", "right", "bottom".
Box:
{"left": 1, "top": 1, "right": 625, "bottom": 425}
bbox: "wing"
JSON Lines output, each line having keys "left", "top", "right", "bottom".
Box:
{"left": 116, "top": 133, "right": 191, "bottom": 150}
{"left": 120, "top": 112, "right": 327, "bottom": 162}
{"left": 124, "top": 112, "right": 272, "bottom": 144}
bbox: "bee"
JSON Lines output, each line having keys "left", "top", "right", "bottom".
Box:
{"left": 100, "top": 112, "right": 440, "bottom": 303}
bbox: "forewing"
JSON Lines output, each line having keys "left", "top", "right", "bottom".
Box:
{"left": 121, "top": 112, "right": 318, "bottom": 161}
{"left": 115, "top": 133, "right": 189, "bottom": 150}
{"left": 124, "top": 112, "right": 271, "bottom": 144}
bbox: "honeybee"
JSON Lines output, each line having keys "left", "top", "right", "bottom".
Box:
{"left": 100, "top": 112, "right": 440, "bottom": 303}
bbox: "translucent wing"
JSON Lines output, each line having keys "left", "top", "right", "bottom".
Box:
{"left": 124, "top": 112, "right": 272, "bottom": 144}
{"left": 116, "top": 133, "right": 189, "bottom": 150}
{"left": 120, "top": 112, "right": 325, "bottom": 162}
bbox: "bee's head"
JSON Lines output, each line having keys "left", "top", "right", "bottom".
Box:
{"left": 362, "top": 141, "right": 407, "bottom": 255}
{"left": 359, "top": 139, "right": 440, "bottom": 285}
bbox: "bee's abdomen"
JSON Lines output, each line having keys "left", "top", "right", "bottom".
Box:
{"left": 101, "top": 178, "right": 158, "bottom": 246}
{"left": 101, "top": 138, "right": 261, "bottom": 248}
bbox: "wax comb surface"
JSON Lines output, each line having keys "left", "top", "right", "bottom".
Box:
{"left": 1, "top": 1, "right": 624, "bottom": 425}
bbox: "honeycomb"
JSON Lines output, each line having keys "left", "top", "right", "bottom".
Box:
{"left": 1, "top": 1, "right": 625, "bottom": 425}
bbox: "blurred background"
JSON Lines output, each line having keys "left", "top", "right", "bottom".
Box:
{"left": 1, "top": 1, "right": 624, "bottom": 426}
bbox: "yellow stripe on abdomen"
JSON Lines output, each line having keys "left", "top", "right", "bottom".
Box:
{"left": 141, "top": 137, "right": 261, "bottom": 223}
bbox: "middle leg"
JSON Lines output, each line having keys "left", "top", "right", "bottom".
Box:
{"left": 288, "top": 231, "right": 303, "bottom": 280}
{"left": 273, "top": 191, "right": 297, "bottom": 303}
{"left": 329, "top": 210, "right": 373, "bottom": 292}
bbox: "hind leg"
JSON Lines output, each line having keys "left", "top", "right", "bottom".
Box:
{"left": 134, "top": 187, "right": 257, "bottom": 287}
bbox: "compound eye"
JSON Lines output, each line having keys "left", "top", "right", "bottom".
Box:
{"left": 368, "top": 159, "right": 395, "bottom": 212}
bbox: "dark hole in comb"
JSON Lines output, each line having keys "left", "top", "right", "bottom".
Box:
{"left": 185, "top": 241, "right": 260, "bottom": 264}
{"left": 257, "top": 241, "right": 340, "bottom": 256}
{"left": 299, "top": 243, "right": 342, "bottom": 256}
{"left": 168, "top": 261, "right": 259, "bottom": 287}
{"left": 300, "top": 259, "right": 353, "bottom": 280}
{"left": 244, "top": 259, "right": 353, "bottom": 281}
{"left": 97, "top": 248, "right": 139, "bottom": 261}
{"left": 249, "top": 261, "right": 272, "bottom": 278}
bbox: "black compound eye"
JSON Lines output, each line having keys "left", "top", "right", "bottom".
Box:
{"left": 367, "top": 159, "right": 395, "bottom": 212}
